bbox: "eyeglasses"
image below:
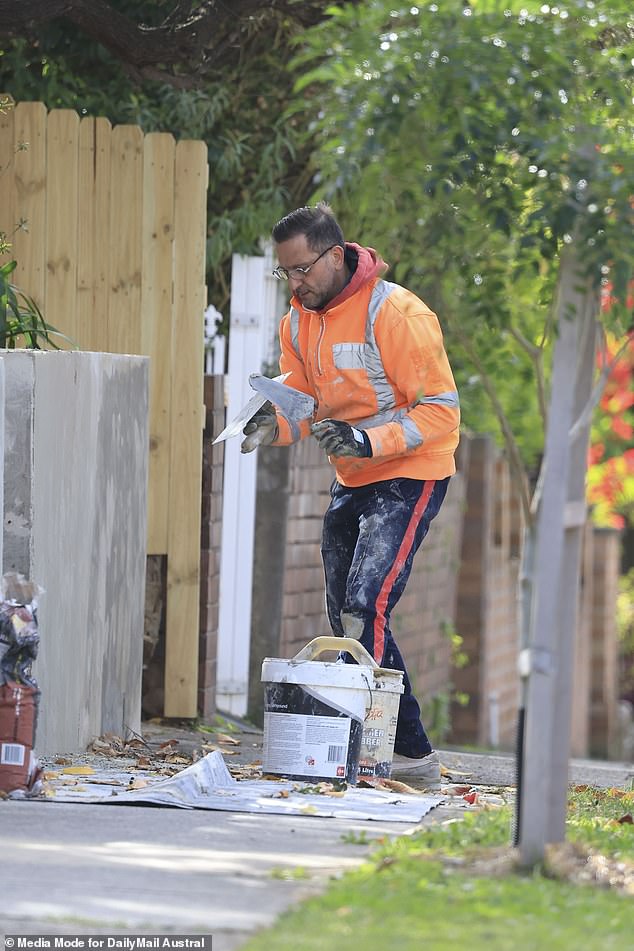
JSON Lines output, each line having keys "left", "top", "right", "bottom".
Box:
{"left": 272, "top": 245, "right": 337, "bottom": 282}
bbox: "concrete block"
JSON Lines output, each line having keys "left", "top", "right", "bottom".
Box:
{"left": 1, "top": 350, "right": 149, "bottom": 753}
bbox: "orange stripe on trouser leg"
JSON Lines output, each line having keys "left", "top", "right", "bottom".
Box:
{"left": 372, "top": 480, "right": 436, "bottom": 661}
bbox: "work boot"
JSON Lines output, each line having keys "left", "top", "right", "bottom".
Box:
{"left": 390, "top": 750, "right": 441, "bottom": 791}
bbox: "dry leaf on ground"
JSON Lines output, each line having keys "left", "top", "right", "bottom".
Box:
{"left": 214, "top": 733, "right": 241, "bottom": 746}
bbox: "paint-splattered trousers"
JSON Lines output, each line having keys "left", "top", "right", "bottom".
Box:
{"left": 321, "top": 476, "right": 450, "bottom": 758}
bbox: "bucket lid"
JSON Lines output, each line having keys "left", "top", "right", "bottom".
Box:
{"left": 262, "top": 658, "right": 403, "bottom": 693}
{"left": 262, "top": 657, "right": 379, "bottom": 692}
{"left": 371, "top": 668, "right": 405, "bottom": 694}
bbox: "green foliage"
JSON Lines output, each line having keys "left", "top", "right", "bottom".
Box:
{"left": 440, "top": 618, "right": 468, "bottom": 670}
{"left": 340, "top": 829, "right": 374, "bottom": 845}
{"left": 0, "top": 0, "right": 320, "bottom": 312}
{"left": 567, "top": 784, "right": 634, "bottom": 859}
{"left": 270, "top": 865, "right": 311, "bottom": 880}
{"left": 617, "top": 569, "right": 634, "bottom": 655}
{"left": 616, "top": 568, "right": 634, "bottom": 699}
{"left": 587, "top": 333, "right": 634, "bottom": 529}
{"left": 0, "top": 259, "right": 73, "bottom": 349}
{"left": 294, "top": 0, "right": 634, "bottom": 468}
{"left": 419, "top": 621, "right": 469, "bottom": 743}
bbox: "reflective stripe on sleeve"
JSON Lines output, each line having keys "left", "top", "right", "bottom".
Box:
{"left": 365, "top": 280, "right": 399, "bottom": 411}
{"left": 289, "top": 306, "right": 302, "bottom": 360}
{"left": 416, "top": 391, "right": 460, "bottom": 408}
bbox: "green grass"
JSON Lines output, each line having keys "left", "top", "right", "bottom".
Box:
{"left": 567, "top": 784, "right": 634, "bottom": 859}
{"left": 242, "top": 788, "right": 634, "bottom": 951}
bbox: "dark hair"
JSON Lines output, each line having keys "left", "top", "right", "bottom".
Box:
{"left": 272, "top": 201, "right": 344, "bottom": 251}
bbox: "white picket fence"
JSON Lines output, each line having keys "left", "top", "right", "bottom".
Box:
{"left": 215, "top": 246, "right": 286, "bottom": 715}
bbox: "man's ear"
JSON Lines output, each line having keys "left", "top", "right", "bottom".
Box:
{"left": 332, "top": 245, "right": 346, "bottom": 270}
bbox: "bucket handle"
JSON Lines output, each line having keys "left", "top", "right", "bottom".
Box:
{"left": 291, "top": 636, "right": 379, "bottom": 669}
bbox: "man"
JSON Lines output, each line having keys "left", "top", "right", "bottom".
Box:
{"left": 241, "top": 202, "right": 460, "bottom": 789}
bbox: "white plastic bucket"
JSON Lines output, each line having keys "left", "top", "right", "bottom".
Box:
{"left": 261, "top": 637, "right": 403, "bottom": 784}
{"left": 358, "top": 668, "right": 403, "bottom": 780}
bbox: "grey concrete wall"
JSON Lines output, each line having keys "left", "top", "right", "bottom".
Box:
{"left": 1, "top": 350, "right": 149, "bottom": 753}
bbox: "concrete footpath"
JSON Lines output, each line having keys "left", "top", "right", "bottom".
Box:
{"left": 1, "top": 720, "right": 632, "bottom": 949}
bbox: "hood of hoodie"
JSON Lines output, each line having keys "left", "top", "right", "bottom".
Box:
{"left": 293, "top": 242, "right": 387, "bottom": 313}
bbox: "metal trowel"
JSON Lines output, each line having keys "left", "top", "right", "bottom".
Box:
{"left": 212, "top": 372, "right": 315, "bottom": 445}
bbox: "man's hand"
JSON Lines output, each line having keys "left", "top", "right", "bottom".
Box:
{"left": 241, "top": 402, "right": 278, "bottom": 453}
{"left": 311, "top": 419, "right": 372, "bottom": 458}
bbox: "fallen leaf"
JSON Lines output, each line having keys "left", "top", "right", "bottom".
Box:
{"left": 54, "top": 757, "right": 71, "bottom": 766}
{"left": 215, "top": 732, "right": 241, "bottom": 746}
{"left": 463, "top": 792, "right": 479, "bottom": 805}
{"left": 164, "top": 753, "right": 191, "bottom": 764}
{"left": 201, "top": 743, "right": 238, "bottom": 756}
{"left": 617, "top": 813, "right": 633, "bottom": 824}
{"left": 443, "top": 784, "right": 472, "bottom": 796}
{"left": 90, "top": 739, "right": 114, "bottom": 753}
{"left": 128, "top": 778, "right": 149, "bottom": 790}
{"left": 379, "top": 778, "right": 423, "bottom": 795}
{"left": 441, "top": 765, "right": 472, "bottom": 777}
{"left": 63, "top": 766, "right": 95, "bottom": 775}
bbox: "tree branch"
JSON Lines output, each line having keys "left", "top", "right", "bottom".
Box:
{"left": 446, "top": 311, "right": 534, "bottom": 527}
{"left": 509, "top": 324, "right": 548, "bottom": 431}
{"left": 569, "top": 325, "right": 632, "bottom": 442}
{"left": 0, "top": 0, "right": 348, "bottom": 84}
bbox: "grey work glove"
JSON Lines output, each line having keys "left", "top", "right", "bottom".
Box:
{"left": 241, "top": 401, "right": 279, "bottom": 453}
{"left": 311, "top": 419, "right": 372, "bottom": 458}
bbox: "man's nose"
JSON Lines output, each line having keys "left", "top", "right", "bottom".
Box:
{"left": 288, "top": 272, "right": 304, "bottom": 287}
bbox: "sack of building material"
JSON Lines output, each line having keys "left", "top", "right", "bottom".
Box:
{"left": 0, "top": 573, "right": 43, "bottom": 795}
{"left": 0, "top": 680, "right": 41, "bottom": 793}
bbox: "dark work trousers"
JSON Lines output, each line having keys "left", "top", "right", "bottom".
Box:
{"left": 321, "top": 476, "right": 450, "bottom": 758}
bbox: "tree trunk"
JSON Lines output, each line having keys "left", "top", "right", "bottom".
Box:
{"left": 547, "top": 287, "right": 598, "bottom": 841}
{"left": 518, "top": 240, "right": 599, "bottom": 865}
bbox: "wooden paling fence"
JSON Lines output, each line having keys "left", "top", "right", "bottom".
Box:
{"left": 0, "top": 99, "right": 208, "bottom": 716}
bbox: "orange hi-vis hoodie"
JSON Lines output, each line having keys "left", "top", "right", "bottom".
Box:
{"left": 273, "top": 242, "right": 460, "bottom": 488}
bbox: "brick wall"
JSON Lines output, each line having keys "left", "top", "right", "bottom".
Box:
{"left": 278, "top": 436, "right": 335, "bottom": 658}
{"left": 390, "top": 458, "right": 467, "bottom": 737}
{"left": 197, "top": 404, "right": 622, "bottom": 757}
{"left": 449, "top": 434, "right": 620, "bottom": 757}
{"left": 272, "top": 436, "right": 467, "bottom": 744}
{"left": 451, "top": 436, "right": 521, "bottom": 748}
{"left": 570, "top": 523, "right": 593, "bottom": 757}
{"left": 589, "top": 528, "right": 621, "bottom": 757}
